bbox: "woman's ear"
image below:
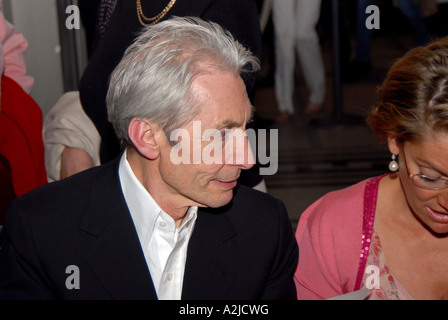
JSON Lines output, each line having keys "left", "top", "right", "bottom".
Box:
{"left": 128, "top": 118, "right": 160, "bottom": 160}
{"left": 387, "top": 136, "right": 400, "bottom": 156}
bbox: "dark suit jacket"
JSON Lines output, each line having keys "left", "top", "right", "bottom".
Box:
{"left": 0, "top": 157, "right": 298, "bottom": 300}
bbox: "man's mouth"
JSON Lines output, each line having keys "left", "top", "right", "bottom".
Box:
{"left": 212, "top": 179, "right": 238, "bottom": 189}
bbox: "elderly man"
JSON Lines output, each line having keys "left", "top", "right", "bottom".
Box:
{"left": 0, "top": 17, "right": 297, "bottom": 300}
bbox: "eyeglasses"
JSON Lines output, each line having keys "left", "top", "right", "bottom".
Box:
{"left": 402, "top": 149, "right": 448, "bottom": 190}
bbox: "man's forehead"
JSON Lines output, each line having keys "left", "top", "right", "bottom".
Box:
{"left": 204, "top": 103, "right": 254, "bottom": 129}
{"left": 189, "top": 71, "right": 251, "bottom": 119}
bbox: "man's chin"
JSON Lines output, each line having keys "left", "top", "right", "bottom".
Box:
{"left": 202, "top": 189, "right": 235, "bottom": 208}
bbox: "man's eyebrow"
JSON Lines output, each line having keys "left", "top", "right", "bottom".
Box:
{"left": 215, "top": 106, "right": 255, "bottom": 129}
{"left": 216, "top": 119, "right": 242, "bottom": 129}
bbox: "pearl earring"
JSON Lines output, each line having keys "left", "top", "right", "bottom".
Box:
{"left": 388, "top": 154, "right": 399, "bottom": 172}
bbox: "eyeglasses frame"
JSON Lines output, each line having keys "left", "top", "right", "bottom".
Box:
{"left": 400, "top": 147, "right": 448, "bottom": 190}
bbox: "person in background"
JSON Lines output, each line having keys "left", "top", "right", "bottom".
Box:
{"left": 0, "top": 0, "right": 46, "bottom": 224}
{"left": 295, "top": 36, "right": 448, "bottom": 300}
{"left": 271, "top": 0, "right": 326, "bottom": 123}
{"left": 345, "top": 0, "right": 432, "bottom": 82}
{"left": 0, "top": 17, "right": 298, "bottom": 300}
{"left": 0, "top": 0, "right": 33, "bottom": 94}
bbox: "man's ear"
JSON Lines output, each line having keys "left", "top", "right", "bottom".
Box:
{"left": 128, "top": 118, "right": 160, "bottom": 160}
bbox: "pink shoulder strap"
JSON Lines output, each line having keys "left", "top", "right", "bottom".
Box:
{"left": 354, "top": 175, "right": 383, "bottom": 291}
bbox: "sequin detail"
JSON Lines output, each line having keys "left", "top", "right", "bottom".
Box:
{"left": 354, "top": 176, "right": 382, "bottom": 291}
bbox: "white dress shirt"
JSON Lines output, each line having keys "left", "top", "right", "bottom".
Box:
{"left": 118, "top": 151, "right": 197, "bottom": 300}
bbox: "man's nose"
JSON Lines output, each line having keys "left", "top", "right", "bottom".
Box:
{"left": 225, "top": 129, "right": 255, "bottom": 170}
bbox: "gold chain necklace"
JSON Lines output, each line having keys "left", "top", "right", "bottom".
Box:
{"left": 136, "top": 0, "right": 177, "bottom": 26}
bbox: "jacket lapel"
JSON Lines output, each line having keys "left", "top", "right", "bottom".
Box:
{"left": 78, "top": 158, "right": 157, "bottom": 299}
{"left": 182, "top": 204, "right": 241, "bottom": 300}
{"left": 75, "top": 157, "right": 242, "bottom": 299}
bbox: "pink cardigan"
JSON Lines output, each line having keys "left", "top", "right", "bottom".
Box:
{"left": 294, "top": 176, "right": 382, "bottom": 300}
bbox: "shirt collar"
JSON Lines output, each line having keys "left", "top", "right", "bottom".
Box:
{"left": 118, "top": 150, "right": 198, "bottom": 247}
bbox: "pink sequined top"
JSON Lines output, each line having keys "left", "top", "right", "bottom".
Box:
{"left": 295, "top": 175, "right": 414, "bottom": 300}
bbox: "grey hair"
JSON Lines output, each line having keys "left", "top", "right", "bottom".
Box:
{"left": 106, "top": 16, "right": 260, "bottom": 147}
